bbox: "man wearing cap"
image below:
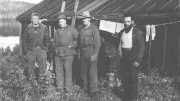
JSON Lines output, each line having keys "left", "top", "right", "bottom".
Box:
{"left": 78, "top": 11, "right": 101, "bottom": 97}
{"left": 54, "top": 15, "right": 78, "bottom": 93}
{"left": 22, "top": 12, "right": 50, "bottom": 81}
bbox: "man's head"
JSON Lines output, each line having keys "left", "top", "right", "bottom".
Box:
{"left": 31, "top": 12, "right": 40, "bottom": 25}
{"left": 123, "top": 14, "right": 135, "bottom": 29}
{"left": 58, "top": 15, "right": 67, "bottom": 28}
{"left": 81, "top": 11, "right": 91, "bottom": 26}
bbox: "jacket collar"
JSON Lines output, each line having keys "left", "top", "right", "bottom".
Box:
{"left": 120, "top": 26, "right": 137, "bottom": 42}
{"left": 28, "top": 23, "right": 43, "bottom": 29}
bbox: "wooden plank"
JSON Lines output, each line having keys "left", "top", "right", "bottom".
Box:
{"left": 178, "top": 36, "right": 180, "bottom": 71}
{"left": 61, "top": 0, "right": 66, "bottom": 12}
{"left": 19, "top": 22, "right": 23, "bottom": 55}
{"left": 161, "top": 25, "right": 167, "bottom": 72}
{"left": 71, "top": 0, "right": 79, "bottom": 27}
{"left": 178, "top": 0, "right": 180, "bottom": 72}
{"left": 160, "top": 0, "right": 173, "bottom": 10}
{"left": 77, "top": 0, "right": 108, "bottom": 14}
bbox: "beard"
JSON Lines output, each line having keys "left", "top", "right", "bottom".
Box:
{"left": 124, "top": 24, "right": 133, "bottom": 33}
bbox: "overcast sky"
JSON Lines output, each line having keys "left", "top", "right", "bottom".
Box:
{"left": 12, "top": 0, "right": 43, "bottom": 4}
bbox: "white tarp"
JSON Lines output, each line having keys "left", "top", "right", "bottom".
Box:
{"left": 99, "top": 20, "right": 124, "bottom": 34}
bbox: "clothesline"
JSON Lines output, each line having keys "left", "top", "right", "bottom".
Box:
{"left": 91, "top": 16, "right": 180, "bottom": 27}
{"left": 140, "top": 20, "right": 180, "bottom": 27}
{"left": 41, "top": 16, "right": 180, "bottom": 27}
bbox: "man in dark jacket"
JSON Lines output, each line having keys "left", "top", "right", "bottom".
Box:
{"left": 78, "top": 11, "right": 101, "bottom": 97}
{"left": 22, "top": 12, "right": 50, "bottom": 81}
{"left": 54, "top": 15, "right": 78, "bottom": 93}
{"left": 116, "top": 14, "right": 145, "bottom": 101}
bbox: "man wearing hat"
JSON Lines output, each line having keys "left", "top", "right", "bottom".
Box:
{"left": 78, "top": 11, "right": 101, "bottom": 97}
{"left": 54, "top": 15, "right": 78, "bottom": 93}
{"left": 22, "top": 12, "right": 50, "bottom": 81}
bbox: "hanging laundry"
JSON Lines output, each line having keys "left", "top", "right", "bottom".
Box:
{"left": 116, "top": 23, "right": 124, "bottom": 33}
{"left": 99, "top": 20, "right": 116, "bottom": 34}
{"left": 146, "top": 25, "right": 151, "bottom": 42}
{"left": 151, "top": 25, "right": 156, "bottom": 40}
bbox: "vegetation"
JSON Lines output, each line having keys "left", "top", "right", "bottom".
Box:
{"left": 0, "top": 46, "right": 179, "bottom": 101}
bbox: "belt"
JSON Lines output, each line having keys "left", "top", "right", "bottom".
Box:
{"left": 81, "top": 44, "right": 93, "bottom": 48}
{"left": 34, "top": 46, "right": 41, "bottom": 48}
{"left": 55, "top": 45, "right": 72, "bottom": 48}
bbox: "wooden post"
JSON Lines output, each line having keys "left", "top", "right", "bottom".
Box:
{"left": 178, "top": 30, "right": 180, "bottom": 72}
{"left": 19, "top": 22, "right": 22, "bottom": 55}
{"left": 161, "top": 25, "right": 167, "bottom": 72}
{"left": 148, "top": 26, "right": 152, "bottom": 72}
{"left": 178, "top": 0, "right": 180, "bottom": 72}
{"left": 71, "top": 0, "right": 79, "bottom": 27}
{"left": 61, "top": 0, "right": 66, "bottom": 12}
{"left": 20, "top": 22, "right": 25, "bottom": 55}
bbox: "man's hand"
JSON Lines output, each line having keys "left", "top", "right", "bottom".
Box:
{"left": 77, "top": 52, "right": 80, "bottom": 60}
{"left": 133, "top": 61, "right": 140, "bottom": 67}
{"left": 90, "top": 54, "right": 98, "bottom": 61}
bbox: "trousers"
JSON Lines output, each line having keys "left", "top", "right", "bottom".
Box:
{"left": 55, "top": 55, "right": 74, "bottom": 91}
{"left": 120, "top": 48, "right": 139, "bottom": 100}
{"left": 80, "top": 47, "right": 98, "bottom": 93}
{"left": 26, "top": 48, "right": 47, "bottom": 80}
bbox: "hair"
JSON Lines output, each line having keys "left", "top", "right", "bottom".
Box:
{"left": 123, "top": 13, "right": 135, "bottom": 21}
{"left": 30, "top": 12, "right": 40, "bottom": 19}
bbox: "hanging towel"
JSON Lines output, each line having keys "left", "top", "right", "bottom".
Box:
{"left": 146, "top": 25, "right": 151, "bottom": 42}
{"left": 99, "top": 20, "right": 116, "bottom": 34}
{"left": 116, "top": 23, "right": 124, "bottom": 33}
{"left": 151, "top": 25, "right": 156, "bottom": 40}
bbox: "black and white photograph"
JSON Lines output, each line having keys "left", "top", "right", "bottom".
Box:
{"left": 1, "top": 0, "right": 180, "bottom": 101}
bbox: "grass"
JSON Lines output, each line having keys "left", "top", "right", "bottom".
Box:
{"left": 0, "top": 46, "right": 179, "bottom": 101}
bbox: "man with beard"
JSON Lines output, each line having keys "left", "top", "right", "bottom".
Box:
{"left": 78, "top": 11, "right": 101, "bottom": 97}
{"left": 54, "top": 15, "right": 78, "bottom": 93}
{"left": 116, "top": 14, "right": 145, "bottom": 101}
{"left": 23, "top": 12, "right": 50, "bottom": 81}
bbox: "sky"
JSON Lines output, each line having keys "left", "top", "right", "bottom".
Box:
{"left": 12, "top": 0, "right": 43, "bottom": 4}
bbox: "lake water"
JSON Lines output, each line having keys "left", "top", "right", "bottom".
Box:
{"left": 0, "top": 19, "right": 21, "bottom": 36}
{"left": 0, "top": 20, "right": 20, "bottom": 50}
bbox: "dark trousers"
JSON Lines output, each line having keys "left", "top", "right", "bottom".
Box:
{"left": 120, "top": 49, "right": 138, "bottom": 100}
{"left": 26, "top": 48, "right": 47, "bottom": 80}
{"left": 80, "top": 49, "right": 98, "bottom": 93}
{"left": 55, "top": 55, "right": 74, "bottom": 90}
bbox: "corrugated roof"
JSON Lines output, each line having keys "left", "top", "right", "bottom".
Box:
{"left": 16, "top": 0, "right": 107, "bottom": 22}
{"left": 17, "top": 0, "right": 180, "bottom": 22}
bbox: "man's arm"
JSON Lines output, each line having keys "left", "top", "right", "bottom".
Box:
{"left": 42, "top": 25, "right": 50, "bottom": 50}
{"left": 70, "top": 27, "right": 79, "bottom": 48}
{"left": 136, "top": 30, "right": 145, "bottom": 64}
{"left": 93, "top": 25, "right": 101, "bottom": 57}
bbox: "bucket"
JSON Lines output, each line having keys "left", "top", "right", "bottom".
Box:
{"left": 106, "top": 73, "right": 116, "bottom": 87}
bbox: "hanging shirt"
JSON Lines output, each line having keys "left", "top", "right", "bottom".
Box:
{"left": 146, "top": 25, "right": 151, "bottom": 42}
{"left": 121, "top": 27, "right": 133, "bottom": 48}
{"left": 151, "top": 25, "right": 156, "bottom": 40}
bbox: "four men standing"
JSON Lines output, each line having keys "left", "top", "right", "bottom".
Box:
{"left": 23, "top": 11, "right": 145, "bottom": 100}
